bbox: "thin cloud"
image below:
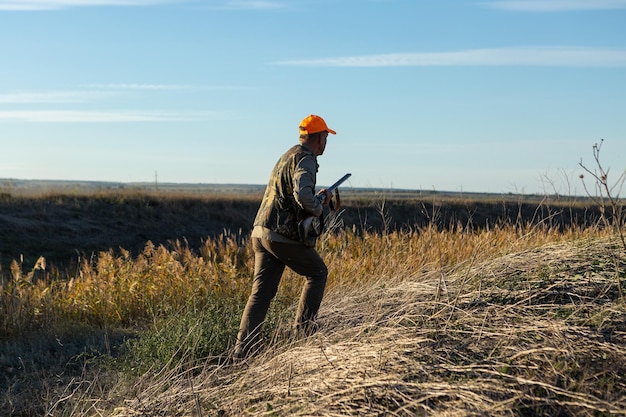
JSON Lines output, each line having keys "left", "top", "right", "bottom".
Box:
{"left": 83, "top": 83, "right": 195, "bottom": 90}
{"left": 0, "top": 85, "right": 200, "bottom": 104}
{"left": 82, "top": 83, "right": 252, "bottom": 91}
{"left": 221, "top": 1, "right": 285, "bottom": 10}
{"left": 482, "top": 0, "right": 626, "bottom": 12}
{"left": 0, "top": 110, "right": 216, "bottom": 122}
{"left": 0, "top": 91, "right": 113, "bottom": 104}
{"left": 200, "top": 0, "right": 286, "bottom": 11}
{"left": 276, "top": 47, "right": 626, "bottom": 67}
{"left": 0, "top": 0, "right": 179, "bottom": 11}
{"left": 0, "top": 0, "right": 287, "bottom": 11}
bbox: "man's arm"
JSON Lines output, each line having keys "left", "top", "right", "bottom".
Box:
{"left": 293, "top": 156, "right": 324, "bottom": 217}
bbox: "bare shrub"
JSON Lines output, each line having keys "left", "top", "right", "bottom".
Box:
{"left": 579, "top": 139, "right": 626, "bottom": 250}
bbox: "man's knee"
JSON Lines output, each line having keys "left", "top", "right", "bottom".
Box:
{"left": 318, "top": 263, "right": 328, "bottom": 276}
{"left": 309, "top": 264, "right": 328, "bottom": 287}
{"left": 250, "top": 280, "right": 279, "bottom": 301}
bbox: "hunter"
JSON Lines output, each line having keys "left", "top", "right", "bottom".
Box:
{"left": 234, "top": 114, "right": 337, "bottom": 359}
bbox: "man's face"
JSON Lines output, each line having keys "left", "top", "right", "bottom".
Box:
{"left": 318, "top": 131, "right": 329, "bottom": 155}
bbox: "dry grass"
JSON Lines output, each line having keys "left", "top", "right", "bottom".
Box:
{"left": 1, "top": 234, "right": 251, "bottom": 338}
{"left": 2, "top": 188, "right": 624, "bottom": 416}
{"left": 88, "top": 234, "right": 626, "bottom": 417}
{"left": 1, "top": 219, "right": 591, "bottom": 338}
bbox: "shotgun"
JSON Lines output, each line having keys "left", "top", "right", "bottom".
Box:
{"left": 299, "top": 173, "right": 351, "bottom": 240}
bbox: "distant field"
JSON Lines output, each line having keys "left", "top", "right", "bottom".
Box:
{"left": 0, "top": 179, "right": 603, "bottom": 273}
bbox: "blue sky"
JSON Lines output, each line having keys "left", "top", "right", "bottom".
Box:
{"left": 1, "top": 0, "right": 625, "bottom": 195}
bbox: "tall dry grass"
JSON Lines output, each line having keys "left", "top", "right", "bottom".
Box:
{"left": 1, "top": 233, "right": 248, "bottom": 337}
{"left": 1, "top": 221, "right": 606, "bottom": 340}
{"left": 58, "top": 229, "right": 624, "bottom": 417}
{"left": 1, "top": 217, "right": 593, "bottom": 345}
{"left": 203, "top": 237, "right": 625, "bottom": 416}
{"left": 1, "top": 210, "right": 623, "bottom": 416}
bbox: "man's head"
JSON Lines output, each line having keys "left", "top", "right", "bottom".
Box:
{"left": 299, "top": 114, "right": 336, "bottom": 156}
{"left": 299, "top": 114, "right": 336, "bottom": 137}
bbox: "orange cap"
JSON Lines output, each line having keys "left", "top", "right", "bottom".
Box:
{"left": 299, "top": 114, "right": 336, "bottom": 135}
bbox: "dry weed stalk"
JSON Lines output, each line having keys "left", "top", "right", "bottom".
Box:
{"left": 579, "top": 139, "right": 626, "bottom": 251}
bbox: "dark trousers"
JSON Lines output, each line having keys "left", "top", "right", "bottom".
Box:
{"left": 234, "top": 237, "right": 328, "bottom": 357}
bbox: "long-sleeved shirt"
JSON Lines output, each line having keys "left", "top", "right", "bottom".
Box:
{"left": 252, "top": 143, "right": 322, "bottom": 244}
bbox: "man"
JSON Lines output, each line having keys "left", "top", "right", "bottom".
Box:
{"left": 234, "top": 114, "right": 337, "bottom": 358}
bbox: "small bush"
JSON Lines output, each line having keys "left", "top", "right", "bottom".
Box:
{"left": 118, "top": 298, "right": 246, "bottom": 375}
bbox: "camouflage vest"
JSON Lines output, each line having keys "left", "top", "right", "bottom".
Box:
{"left": 254, "top": 144, "right": 316, "bottom": 243}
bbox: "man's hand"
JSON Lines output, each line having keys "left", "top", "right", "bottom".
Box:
{"left": 317, "top": 189, "right": 332, "bottom": 205}
{"left": 332, "top": 188, "right": 341, "bottom": 211}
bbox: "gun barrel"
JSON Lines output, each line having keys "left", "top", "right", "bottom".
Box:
{"left": 317, "top": 173, "right": 351, "bottom": 203}
{"left": 327, "top": 173, "right": 351, "bottom": 193}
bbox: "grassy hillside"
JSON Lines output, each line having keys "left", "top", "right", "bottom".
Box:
{"left": 115, "top": 239, "right": 626, "bottom": 416}
{"left": 0, "top": 188, "right": 624, "bottom": 416}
